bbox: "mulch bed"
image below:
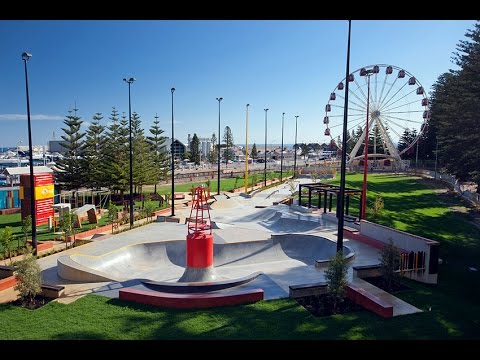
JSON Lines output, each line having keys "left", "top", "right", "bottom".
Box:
{"left": 296, "top": 293, "right": 364, "bottom": 317}
{"left": 10, "top": 296, "right": 53, "bottom": 310}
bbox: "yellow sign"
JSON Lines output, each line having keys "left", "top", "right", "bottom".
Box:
{"left": 19, "top": 186, "right": 24, "bottom": 200}
{"left": 34, "top": 184, "right": 55, "bottom": 200}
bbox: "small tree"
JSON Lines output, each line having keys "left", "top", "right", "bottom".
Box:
{"left": 14, "top": 253, "right": 42, "bottom": 306}
{"left": 286, "top": 179, "right": 297, "bottom": 197}
{"left": 144, "top": 201, "right": 156, "bottom": 222}
{"left": 59, "top": 210, "right": 77, "bottom": 249}
{"left": 0, "top": 226, "right": 14, "bottom": 264}
{"left": 251, "top": 173, "right": 258, "bottom": 187}
{"left": 21, "top": 215, "right": 32, "bottom": 249}
{"left": 107, "top": 201, "right": 119, "bottom": 234}
{"left": 379, "top": 238, "right": 401, "bottom": 291}
{"left": 250, "top": 143, "right": 258, "bottom": 160}
{"left": 325, "top": 251, "right": 349, "bottom": 314}
{"left": 233, "top": 176, "right": 240, "bottom": 191}
{"left": 368, "top": 194, "right": 384, "bottom": 221}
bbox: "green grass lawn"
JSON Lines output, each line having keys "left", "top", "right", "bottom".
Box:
{"left": 152, "top": 170, "right": 292, "bottom": 195}
{"left": 0, "top": 212, "right": 110, "bottom": 250}
{"left": 1, "top": 173, "right": 479, "bottom": 339}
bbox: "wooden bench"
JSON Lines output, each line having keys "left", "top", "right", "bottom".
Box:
{"left": 344, "top": 214, "right": 357, "bottom": 223}
{"left": 352, "top": 264, "right": 382, "bottom": 279}
{"left": 0, "top": 265, "right": 15, "bottom": 278}
{"left": 119, "top": 287, "right": 264, "bottom": 309}
{"left": 343, "top": 225, "right": 359, "bottom": 234}
{"left": 289, "top": 282, "right": 328, "bottom": 298}
{"left": 41, "top": 284, "right": 65, "bottom": 299}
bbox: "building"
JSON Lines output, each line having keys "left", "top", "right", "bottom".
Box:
{"left": 48, "top": 140, "right": 68, "bottom": 154}
{"left": 170, "top": 138, "right": 186, "bottom": 160}
{"left": 198, "top": 137, "right": 212, "bottom": 161}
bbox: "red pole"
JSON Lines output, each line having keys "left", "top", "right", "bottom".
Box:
{"left": 361, "top": 74, "right": 371, "bottom": 219}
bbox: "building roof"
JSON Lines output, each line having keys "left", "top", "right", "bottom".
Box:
{"left": 2, "top": 166, "right": 54, "bottom": 176}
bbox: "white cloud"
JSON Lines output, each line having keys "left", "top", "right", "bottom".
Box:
{"left": 0, "top": 114, "right": 64, "bottom": 121}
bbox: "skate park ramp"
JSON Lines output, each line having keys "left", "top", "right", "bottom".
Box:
{"left": 213, "top": 206, "right": 338, "bottom": 234}
{"left": 58, "top": 234, "right": 353, "bottom": 283}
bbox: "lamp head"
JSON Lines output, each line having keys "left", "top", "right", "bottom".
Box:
{"left": 246, "top": 103, "right": 250, "bottom": 107}
{"left": 264, "top": 108, "right": 269, "bottom": 112}
{"left": 123, "top": 77, "right": 136, "bottom": 84}
{"left": 22, "top": 52, "right": 32, "bottom": 62}
{"left": 216, "top": 97, "right": 223, "bottom": 101}
{"left": 171, "top": 87, "right": 175, "bottom": 93}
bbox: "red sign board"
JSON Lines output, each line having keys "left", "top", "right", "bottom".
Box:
{"left": 35, "top": 198, "right": 54, "bottom": 226}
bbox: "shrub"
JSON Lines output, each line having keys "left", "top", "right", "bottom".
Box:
{"left": 0, "top": 226, "right": 14, "bottom": 264}
{"left": 144, "top": 202, "right": 156, "bottom": 222}
{"left": 379, "top": 238, "right": 401, "bottom": 291}
{"left": 21, "top": 215, "right": 32, "bottom": 249}
{"left": 368, "top": 194, "right": 384, "bottom": 221}
{"left": 107, "top": 201, "right": 119, "bottom": 234}
{"left": 325, "top": 251, "right": 349, "bottom": 314}
{"left": 14, "top": 253, "right": 42, "bottom": 305}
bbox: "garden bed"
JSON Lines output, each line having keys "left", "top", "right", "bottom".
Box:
{"left": 10, "top": 295, "right": 53, "bottom": 310}
{"left": 295, "top": 293, "right": 363, "bottom": 317}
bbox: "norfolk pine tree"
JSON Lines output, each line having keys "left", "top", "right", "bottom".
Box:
{"left": 147, "top": 114, "right": 170, "bottom": 194}
{"left": 54, "top": 109, "right": 86, "bottom": 190}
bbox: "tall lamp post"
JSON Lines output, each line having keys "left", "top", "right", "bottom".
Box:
{"left": 171, "top": 88, "right": 176, "bottom": 216}
{"left": 360, "top": 69, "right": 374, "bottom": 220}
{"left": 263, "top": 108, "right": 269, "bottom": 187}
{"left": 17, "top": 140, "right": 22, "bottom": 167}
{"left": 123, "top": 77, "right": 136, "bottom": 229}
{"left": 293, "top": 115, "right": 299, "bottom": 178}
{"left": 244, "top": 104, "right": 250, "bottom": 193}
{"left": 22, "top": 51, "right": 36, "bottom": 255}
{"left": 434, "top": 137, "right": 438, "bottom": 180}
{"left": 337, "top": 20, "right": 351, "bottom": 253}
{"left": 216, "top": 97, "right": 223, "bottom": 195}
{"left": 280, "top": 112, "right": 285, "bottom": 182}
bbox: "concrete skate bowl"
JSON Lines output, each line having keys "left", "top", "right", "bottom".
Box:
{"left": 57, "top": 235, "right": 354, "bottom": 283}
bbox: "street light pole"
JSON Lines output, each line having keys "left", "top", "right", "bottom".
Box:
{"left": 280, "top": 112, "right": 285, "bottom": 182}
{"left": 264, "top": 108, "right": 269, "bottom": 187}
{"left": 294, "top": 115, "right": 299, "bottom": 178}
{"left": 361, "top": 70, "right": 373, "bottom": 220}
{"left": 171, "top": 88, "right": 176, "bottom": 216}
{"left": 123, "top": 77, "right": 136, "bottom": 229}
{"left": 337, "top": 20, "right": 352, "bottom": 253}
{"left": 415, "top": 138, "right": 419, "bottom": 173}
{"left": 17, "top": 140, "right": 22, "bottom": 167}
{"left": 216, "top": 97, "right": 223, "bottom": 195}
{"left": 22, "top": 52, "right": 36, "bottom": 255}
{"left": 244, "top": 104, "right": 250, "bottom": 193}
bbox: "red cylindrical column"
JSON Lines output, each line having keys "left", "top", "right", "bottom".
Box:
{"left": 186, "top": 232, "right": 213, "bottom": 268}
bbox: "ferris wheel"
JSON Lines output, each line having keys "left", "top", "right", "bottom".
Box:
{"left": 323, "top": 64, "right": 430, "bottom": 167}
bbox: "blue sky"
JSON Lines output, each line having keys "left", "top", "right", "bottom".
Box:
{"left": 0, "top": 20, "right": 474, "bottom": 148}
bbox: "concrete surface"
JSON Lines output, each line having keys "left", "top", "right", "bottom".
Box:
{"left": 30, "top": 179, "right": 421, "bottom": 316}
